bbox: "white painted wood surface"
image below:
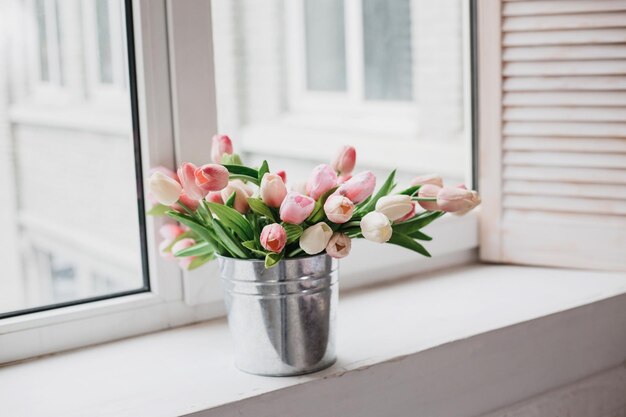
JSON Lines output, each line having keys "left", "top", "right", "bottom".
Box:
{"left": 478, "top": 0, "right": 626, "bottom": 270}
{"left": 0, "top": 265, "right": 625, "bottom": 417}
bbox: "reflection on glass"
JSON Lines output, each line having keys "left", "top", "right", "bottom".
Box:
{"left": 363, "top": 0, "right": 413, "bottom": 101}
{"left": 304, "top": 0, "right": 347, "bottom": 91}
{"left": 0, "top": 0, "right": 144, "bottom": 317}
{"left": 96, "top": 0, "right": 113, "bottom": 84}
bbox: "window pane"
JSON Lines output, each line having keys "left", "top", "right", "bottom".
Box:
{"left": 96, "top": 0, "right": 114, "bottom": 84}
{"left": 35, "top": 0, "right": 50, "bottom": 82}
{"left": 363, "top": 0, "right": 413, "bottom": 101}
{"left": 304, "top": 0, "right": 347, "bottom": 91}
{"left": 0, "top": 0, "right": 147, "bottom": 317}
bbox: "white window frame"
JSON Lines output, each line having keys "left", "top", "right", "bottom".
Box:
{"left": 0, "top": 0, "right": 478, "bottom": 364}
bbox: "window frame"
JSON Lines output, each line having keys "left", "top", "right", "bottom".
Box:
{"left": 0, "top": 0, "right": 479, "bottom": 364}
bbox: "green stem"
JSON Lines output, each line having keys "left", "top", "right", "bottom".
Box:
{"left": 177, "top": 199, "right": 197, "bottom": 217}
{"left": 411, "top": 197, "right": 437, "bottom": 202}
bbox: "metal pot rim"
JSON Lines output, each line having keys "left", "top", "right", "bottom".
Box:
{"left": 215, "top": 253, "right": 330, "bottom": 264}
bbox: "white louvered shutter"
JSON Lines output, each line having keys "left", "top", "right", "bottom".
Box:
{"left": 478, "top": 0, "right": 626, "bottom": 271}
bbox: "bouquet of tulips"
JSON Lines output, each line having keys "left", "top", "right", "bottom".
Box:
{"left": 147, "top": 135, "right": 480, "bottom": 269}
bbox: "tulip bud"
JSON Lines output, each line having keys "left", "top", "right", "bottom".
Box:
{"left": 171, "top": 238, "right": 197, "bottom": 270}
{"left": 417, "top": 184, "right": 441, "bottom": 211}
{"left": 299, "top": 222, "right": 333, "bottom": 255}
{"left": 159, "top": 224, "right": 185, "bottom": 240}
{"left": 396, "top": 202, "right": 417, "bottom": 223}
{"left": 331, "top": 145, "right": 356, "bottom": 176}
{"left": 335, "top": 171, "right": 376, "bottom": 204}
{"left": 279, "top": 192, "right": 316, "bottom": 224}
{"left": 260, "top": 223, "right": 287, "bottom": 253}
{"left": 148, "top": 167, "right": 178, "bottom": 204}
{"left": 360, "top": 212, "right": 392, "bottom": 243}
{"left": 276, "top": 170, "right": 287, "bottom": 183}
{"left": 171, "top": 191, "right": 200, "bottom": 212}
{"left": 306, "top": 164, "right": 338, "bottom": 200}
{"left": 205, "top": 191, "right": 224, "bottom": 204}
{"left": 221, "top": 181, "right": 253, "bottom": 214}
{"left": 177, "top": 162, "right": 208, "bottom": 200}
{"left": 411, "top": 174, "right": 444, "bottom": 188}
{"left": 211, "top": 134, "right": 233, "bottom": 164}
{"left": 148, "top": 171, "right": 182, "bottom": 206}
{"left": 325, "top": 232, "right": 351, "bottom": 259}
{"left": 337, "top": 174, "right": 352, "bottom": 185}
{"left": 323, "top": 195, "right": 355, "bottom": 224}
{"left": 260, "top": 173, "right": 288, "bottom": 208}
{"left": 375, "top": 195, "right": 414, "bottom": 221}
{"left": 194, "top": 164, "right": 229, "bottom": 192}
{"left": 437, "top": 187, "right": 481, "bottom": 215}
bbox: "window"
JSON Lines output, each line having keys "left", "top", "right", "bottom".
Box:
{"left": 33, "top": 0, "right": 63, "bottom": 86}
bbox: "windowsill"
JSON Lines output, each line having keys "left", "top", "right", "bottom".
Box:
{"left": 2, "top": 264, "right": 625, "bottom": 417}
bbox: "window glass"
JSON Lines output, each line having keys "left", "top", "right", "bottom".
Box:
{"left": 96, "top": 0, "right": 114, "bottom": 84}
{"left": 0, "top": 0, "right": 147, "bottom": 318}
{"left": 363, "top": 0, "right": 413, "bottom": 101}
{"left": 304, "top": 0, "right": 347, "bottom": 92}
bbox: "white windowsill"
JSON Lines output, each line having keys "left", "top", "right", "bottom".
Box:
{"left": 2, "top": 264, "right": 625, "bottom": 417}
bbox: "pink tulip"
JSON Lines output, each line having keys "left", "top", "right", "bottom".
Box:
{"left": 396, "top": 202, "right": 417, "bottom": 222}
{"left": 306, "top": 164, "right": 338, "bottom": 200}
{"left": 437, "top": 187, "right": 481, "bottom": 215}
{"left": 159, "top": 224, "right": 185, "bottom": 240}
{"left": 221, "top": 181, "right": 253, "bottom": 214}
{"left": 411, "top": 174, "right": 444, "bottom": 188}
{"left": 159, "top": 239, "right": 175, "bottom": 260}
{"left": 177, "top": 162, "right": 207, "bottom": 200}
{"left": 276, "top": 170, "right": 287, "bottom": 183}
{"left": 337, "top": 174, "right": 352, "bottom": 185}
{"left": 280, "top": 192, "right": 316, "bottom": 224}
{"left": 325, "top": 232, "right": 352, "bottom": 259}
{"left": 171, "top": 238, "right": 197, "bottom": 270}
{"left": 171, "top": 191, "right": 200, "bottom": 212}
{"left": 260, "top": 173, "right": 288, "bottom": 208}
{"left": 205, "top": 191, "right": 224, "bottom": 204}
{"left": 260, "top": 223, "right": 287, "bottom": 253}
{"left": 194, "top": 164, "right": 229, "bottom": 192}
{"left": 335, "top": 171, "right": 376, "bottom": 204}
{"left": 331, "top": 146, "right": 356, "bottom": 176}
{"left": 417, "top": 184, "right": 441, "bottom": 211}
{"left": 457, "top": 184, "right": 468, "bottom": 190}
{"left": 211, "top": 134, "right": 233, "bottom": 164}
{"left": 323, "top": 195, "right": 355, "bottom": 224}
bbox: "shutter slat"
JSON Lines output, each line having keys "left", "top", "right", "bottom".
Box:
{"left": 504, "top": 195, "right": 626, "bottom": 215}
{"left": 503, "top": 107, "right": 626, "bottom": 122}
{"left": 503, "top": 76, "right": 626, "bottom": 91}
{"left": 503, "top": 1, "right": 626, "bottom": 17}
{"left": 504, "top": 136, "right": 626, "bottom": 153}
{"left": 503, "top": 13, "right": 626, "bottom": 32}
{"left": 503, "top": 166, "right": 626, "bottom": 184}
{"left": 504, "top": 180, "right": 626, "bottom": 200}
{"left": 504, "top": 91, "right": 626, "bottom": 106}
{"left": 503, "top": 121, "right": 626, "bottom": 137}
{"left": 504, "top": 150, "right": 626, "bottom": 168}
{"left": 505, "top": 209, "right": 626, "bottom": 228}
{"left": 503, "top": 29, "right": 626, "bottom": 46}
{"left": 503, "top": 45, "right": 626, "bottom": 61}
{"left": 503, "top": 60, "right": 626, "bottom": 76}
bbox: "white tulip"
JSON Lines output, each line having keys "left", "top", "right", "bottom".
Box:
{"left": 375, "top": 195, "right": 414, "bottom": 221}
{"left": 299, "top": 222, "right": 333, "bottom": 255}
{"left": 148, "top": 171, "right": 182, "bottom": 206}
{"left": 360, "top": 212, "right": 392, "bottom": 243}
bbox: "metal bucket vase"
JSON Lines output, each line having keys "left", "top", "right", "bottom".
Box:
{"left": 218, "top": 254, "right": 338, "bottom": 376}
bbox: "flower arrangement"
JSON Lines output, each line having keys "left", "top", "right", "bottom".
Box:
{"left": 148, "top": 135, "right": 480, "bottom": 269}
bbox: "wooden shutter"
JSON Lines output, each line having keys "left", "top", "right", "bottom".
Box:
{"left": 477, "top": 0, "right": 626, "bottom": 271}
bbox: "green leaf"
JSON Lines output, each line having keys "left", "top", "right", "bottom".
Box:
{"left": 388, "top": 232, "right": 431, "bottom": 257}
{"left": 212, "top": 218, "right": 248, "bottom": 258}
{"left": 357, "top": 169, "right": 396, "bottom": 214}
{"left": 247, "top": 198, "right": 276, "bottom": 222}
{"left": 166, "top": 211, "right": 217, "bottom": 248}
{"left": 174, "top": 241, "right": 213, "bottom": 257}
{"left": 398, "top": 184, "right": 422, "bottom": 196}
{"left": 224, "top": 191, "right": 236, "bottom": 208}
{"left": 283, "top": 223, "right": 303, "bottom": 244}
{"left": 222, "top": 164, "right": 260, "bottom": 185}
{"left": 410, "top": 230, "right": 432, "bottom": 241}
{"left": 258, "top": 160, "right": 270, "bottom": 182}
{"left": 242, "top": 240, "right": 268, "bottom": 257}
{"left": 265, "top": 252, "right": 283, "bottom": 268}
{"left": 162, "top": 230, "right": 193, "bottom": 253}
{"left": 307, "top": 186, "right": 338, "bottom": 223}
{"left": 187, "top": 253, "right": 215, "bottom": 270}
{"left": 392, "top": 211, "right": 445, "bottom": 236}
{"left": 205, "top": 201, "right": 254, "bottom": 241}
{"left": 147, "top": 204, "right": 171, "bottom": 216}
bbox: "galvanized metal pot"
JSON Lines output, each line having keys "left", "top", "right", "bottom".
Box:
{"left": 218, "top": 254, "right": 338, "bottom": 376}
